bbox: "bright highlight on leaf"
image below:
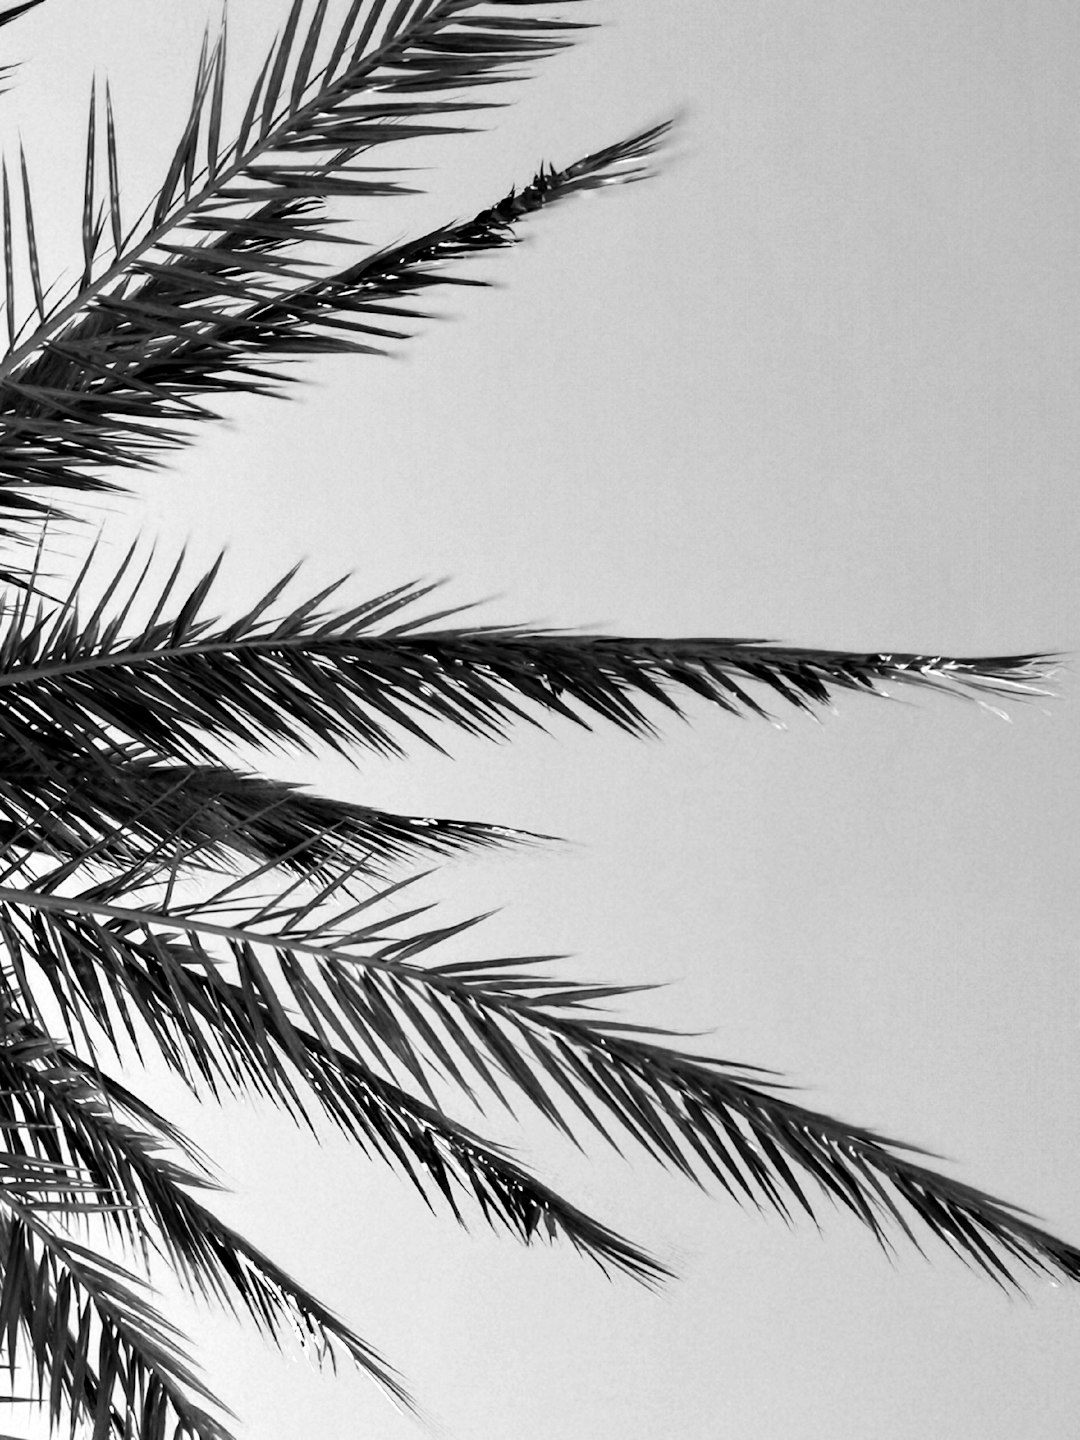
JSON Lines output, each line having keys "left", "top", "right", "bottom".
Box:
{"left": 0, "top": 3, "right": 1070, "bottom": 1439}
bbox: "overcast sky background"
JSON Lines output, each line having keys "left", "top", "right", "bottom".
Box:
{"left": 4, "top": 1, "right": 1080, "bottom": 1437}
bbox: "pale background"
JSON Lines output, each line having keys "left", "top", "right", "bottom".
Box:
{"left": 3, "top": 2, "right": 1080, "bottom": 1438}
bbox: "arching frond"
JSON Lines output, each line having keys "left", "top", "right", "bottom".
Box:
{"left": 0, "top": 1011, "right": 416, "bottom": 1406}
{"left": 0, "top": 121, "right": 668, "bottom": 527}
{"left": 0, "top": 553, "right": 1053, "bottom": 781}
{"left": 0, "top": 0, "right": 605, "bottom": 547}
{"left": 0, "top": 736, "right": 551, "bottom": 878}
{"left": 0, "top": 5, "right": 1069, "bottom": 1439}
{"left": 0, "top": 1203, "right": 233, "bottom": 1440}
{"left": 0, "top": 875, "right": 664, "bottom": 1287}
{"left": 0, "top": 868, "right": 1074, "bottom": 1292}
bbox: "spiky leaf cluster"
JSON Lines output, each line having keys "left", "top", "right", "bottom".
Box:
{"left": 0, "top": 4, "right": 1070, "bottom": 1440}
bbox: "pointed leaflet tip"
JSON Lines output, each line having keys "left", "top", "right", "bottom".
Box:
{"left": 0, "top": 154, "right": 11, "bottom": 353}
{"left": 104, "top": 80, "right": 123, "bottom": 257}
{"left": 18, "top": 140, "right": 43, "bottom": 320}
{"left": 81, "top": 80, "right": 99, "bottom": 285}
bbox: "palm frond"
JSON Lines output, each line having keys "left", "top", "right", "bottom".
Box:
{"left": 2, "top": 999, "right": 646, "bottom": 1395}
{"left": 0, "top": 0, "right": 603, "bottom": 546}
{"left": 376, "top": 947, "right": 1080, "bottom": 1290}
{"left": 297, "top": 917, "right": 1080, "bottom": 1293}
{"left": 0, "top": 1004, "right": 411, "bottom": 1416}
{"left": 0, "top": 120, "right": 667, "bottom": 496}
{"left": 0, "top": 1146, "right": 109, "bottom": 1215}
{"left": 0, "top": 1006, "right": 129, "bottom": 1216}
{"left": 0, "top": 735, "right": 550, "bottom": 877}
{"left": 0, "top": 1203, "right": 233, "bottom": 1440}
{"left": 0, "top": 868, "right": 1075, "bottom": 1291}
{"left": 0, "top": 1006, "right": 218, "bottom": 1246}
{"left": 0, "top": 7, "right": 1066, "bottom": 1440}
{"left": 0, "top": 554, "right": 1051, "bottom": 779}
{"left": 0, "top": 1011, "right": 416, "bottom": 1406}
{"left": 0, "top": 875, "right": 664, "bottom": 1288}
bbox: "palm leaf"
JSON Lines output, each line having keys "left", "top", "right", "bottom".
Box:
{"left": 0, "top": 736, "right": 550, "bottom": 877}
{"left": 0, "top": 1203, "right": 233, "bottom": 1440}
{"left": 0, "top": 552, "right": 1052, "bottom": 785}
{"left": 0, "top": 1010, "right": 417, "bottom": 1407}
{"left": 0, "top": 866, "right": 1075, "bottom": 1292}
{"left": 3, "top": 120, "right": 668, "bottom": 493}
{"left": 0, "top": 5, "right": 1067, "bottom": 1438}
{"left": 0, "top": 874, "right": 665, "bottom": 1289}
{"left": 0, "top": 0, "right": 600, "bottom": 547}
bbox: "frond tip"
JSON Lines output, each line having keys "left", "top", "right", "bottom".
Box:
{"left": 0, "top": 114, "right": 671, "bottom": 547}
{"left": 0, "top": 553, "right": 1055, "bottom": 787}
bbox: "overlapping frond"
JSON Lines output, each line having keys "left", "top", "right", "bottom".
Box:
{"left": 343, "top": 945, "right": 1080, "bottom": 1290}
{"left": 0, "top": 735, "right": 550, "bottom": 876}
{"left": 0, "top": 867, "right": 666, "bottom": 1288}
{"left": 0, "top": 0, "right": 614, "bottom": 547}
{"left": 0, "top": 862, "right": 1075, "bottom": 1293}
{"left": 0, "top": 1010, "right": 419, "bottom": 1404}
{"left": 0, "top": 1203, "right": 233, "bottom": 1440}
{"left": 0, "top": 1038, "right": 233, "bottom": 1439}
{"left": 0, "top": 3, "right": 1070, "bottom": 1438}
{"left": 0, "top": 966, "right": 431, "bottom": 1407}
{"left": 0, "top": 119, "right": 668, "bottom": 524}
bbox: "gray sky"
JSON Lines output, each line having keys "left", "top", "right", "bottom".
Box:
{"left": 6, "top": 1, "right": 1080, "bottom": 1437}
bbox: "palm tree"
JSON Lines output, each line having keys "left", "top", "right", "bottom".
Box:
{"left": 0, "top": 2, "right": 1073, "bottom": 1436}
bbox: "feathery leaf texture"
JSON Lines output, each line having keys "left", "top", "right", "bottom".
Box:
{"left": 0, "top": 550, "right": 1053, "bottom": 776}
{"left": 0, "top": 737, "right": 550, "bottom": 874}
{"left": 0, "top": 866, "right": 1076, "bottom": 1294}
{"left": 0, "top": 0, "right": 608, "bottom": 547}
{"left": 0, "top": 3, "right": 1070, "bottom": 1439}
{"left": 0, "top": 1010, "right": 414, "bottom": 1395}
{"left": 0, "top": 1206, "right": 235, "bottom": 1440}
{"left": 0, "top": 119, "right": 668, "bottom": 530}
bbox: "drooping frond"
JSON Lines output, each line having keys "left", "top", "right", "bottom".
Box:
{"left": 0, "top": 735, "right": 551, "bottom": 877}
{"left": 0, "top": 866, "right": 1075, "bottom": 1292}
{"left": 0, "top": 1111, "right": 234, "bottom": 1440}
{"left": 0, "top": 1009, "right": 215, "bottom": 1241}
{"left": 0, "top": 1202, "right": 233, "bottom": 1440}
{"left": 0, "top": 554, "right": 1051, "bottom": 782}
{"left": 0, "top": 6, "right": 1067, "bottom": 1440}
{"left": 0, "top": 0, "right": 611, "bottom": 547}
{"left": 0, "top": 872, "right": 664, "bottom": 1287}
{"left": 351, "top": 945, "right": 1080, "bottom": 1291}
{"left": 0, "top": 1012, "right": 416, "bottom": 1406}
